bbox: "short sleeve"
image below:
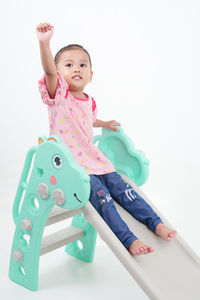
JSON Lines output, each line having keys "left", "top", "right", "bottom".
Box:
{"left": 38, "top": 71, "right": 69, "bottom": 106}
{"left": 92, "top": 97, "right": 97, "bottom": 123}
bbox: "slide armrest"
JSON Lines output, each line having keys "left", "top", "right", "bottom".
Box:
{"left": 93, "top": 126, "right": 149, "bottom": 186}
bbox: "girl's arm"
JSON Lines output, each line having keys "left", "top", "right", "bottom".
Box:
{"left": 93, "top": 119, "right": 121, "bottom": 131}
{"left": 36, "top": 22, "right": 57, "bottom": 99}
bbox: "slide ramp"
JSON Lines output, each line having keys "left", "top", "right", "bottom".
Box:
{"left": 82, "top": 174, "right": 200, "bottom": 300}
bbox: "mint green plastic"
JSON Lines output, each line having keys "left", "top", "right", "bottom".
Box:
{"left": 93, "top": 126, "right": 149, "bottom": 186}
{"left": 9, "top": 135, "right": 91, "bottom": 291}
{"left": 66, "top": 214, "right": 97, "bottom": 262}
{"left": 9, "top": 127, "right": 149, "bottom": 291}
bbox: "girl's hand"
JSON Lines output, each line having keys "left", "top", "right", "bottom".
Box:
{"left": 36, "top": 22, "right": 54, "bottom": 43}
{"left": 104, "top": 120, "right": 121, "bottom": 131}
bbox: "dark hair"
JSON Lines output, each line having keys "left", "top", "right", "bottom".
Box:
{"left": 54, "top": 44, "right": 92, "bottom": 70}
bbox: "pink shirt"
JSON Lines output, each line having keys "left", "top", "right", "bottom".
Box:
{"left": 38, "top": 71, "right": 115, "bottom": 175}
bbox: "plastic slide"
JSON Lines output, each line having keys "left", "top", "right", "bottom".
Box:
{"left": 82, "top": 172, "right": 200, "bottom": 300}
{"left": 9, "top": 127, "right": 200, "bottom": 298}
{"left": 90, "top": 128, "right": 200, "bottom": 299}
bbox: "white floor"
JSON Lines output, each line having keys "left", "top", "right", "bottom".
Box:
{"left": 1, "top": 162, "right": 199, "bottom": 300}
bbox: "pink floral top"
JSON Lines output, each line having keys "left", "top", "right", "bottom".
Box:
{"left": 38, "top": 71, "right": 115, "bottom": 175}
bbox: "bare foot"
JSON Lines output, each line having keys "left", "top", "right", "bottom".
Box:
{"left": 128, "top": 240, "right": 154, "bottom": 256}
{"left": 155, "top": 223, "right": 177, "bottom": 241}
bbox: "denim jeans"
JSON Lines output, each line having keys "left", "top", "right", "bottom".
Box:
{"left": 89, "top": 172, "right": 162, "bottom": 249}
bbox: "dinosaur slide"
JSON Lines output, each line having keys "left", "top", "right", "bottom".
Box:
{"left": 9, "top": 127, "right": 200, "bottom": 299}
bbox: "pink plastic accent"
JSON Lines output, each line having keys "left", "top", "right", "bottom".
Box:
{"left": 50, "top": 176, "right": 57, "bottom": 185}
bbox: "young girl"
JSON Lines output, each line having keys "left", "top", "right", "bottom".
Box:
{"left": 36, "top": 22, "right": 177, "bottom": 256}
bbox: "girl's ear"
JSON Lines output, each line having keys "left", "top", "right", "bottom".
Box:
{"left": 90, "top": 71, "right": 93, "bottom": 82}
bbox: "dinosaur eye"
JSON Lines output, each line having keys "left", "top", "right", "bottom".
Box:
{"left": 52, "top": 155, "right": 63, "bottom": 169}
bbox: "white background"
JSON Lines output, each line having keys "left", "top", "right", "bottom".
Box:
{"left": 1, "top": 0, "right": 200, "bottom": 299}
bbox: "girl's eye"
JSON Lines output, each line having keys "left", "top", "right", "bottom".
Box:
{"left": 66, "top": 63, "right": 72, "bottom": 67}
{"left": 80, "top": 64, "right": 86, "bottom": 67}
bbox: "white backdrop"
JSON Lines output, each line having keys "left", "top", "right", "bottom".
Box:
{"left": 1, "top": 0, "right": 200, "bottom": 299}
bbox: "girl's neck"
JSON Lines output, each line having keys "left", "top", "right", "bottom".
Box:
{"left": 70, "top": 90, "right": 88, "bottom": 99}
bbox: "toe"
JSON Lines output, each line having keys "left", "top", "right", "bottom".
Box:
{"left": 137, "top": 247, "right": 145, "bottom": 255}
{"left": 150, "top": 247, "right": 154, "bottom": 252}
{"left": 169, "top": 230, "right": 177, "bottom": 237}
{"left": 166, "top": 235, "right": 172, "bottom": 241}
{"left": 143, "top": 246, "right": 149, "bottom": 254}
{"left": 147, "top": 245, "right": 154, "bottom": 252}
{"left": 140, "top": 246, "right": 150, "bottom": 255}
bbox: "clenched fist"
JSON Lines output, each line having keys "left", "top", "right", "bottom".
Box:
{"left": 36, "top": 22, "right": 54, "bottom": 43}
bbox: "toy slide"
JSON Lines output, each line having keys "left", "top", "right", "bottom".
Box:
{"left": 9, "top": 128, "right": 200, "bottom": 299}
{"left": 91, "top": 128, "right": 200, "bottom": 299}
{"left": 81, "top": 173, "right": 200, "bottom": 300}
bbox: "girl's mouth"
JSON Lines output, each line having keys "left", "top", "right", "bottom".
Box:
{"left": 72, "top": 76, "right": 82, "bottom": 80}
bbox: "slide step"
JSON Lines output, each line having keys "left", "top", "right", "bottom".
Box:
{"left": 46, "top": 206, "right": 82, "bottom": 226}
{"left": 40, "top": 226, "right": 84, "bottom": 256}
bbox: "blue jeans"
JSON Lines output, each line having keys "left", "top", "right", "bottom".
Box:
{"left": 89, "top": 172, "right": 163, "bottom": 249}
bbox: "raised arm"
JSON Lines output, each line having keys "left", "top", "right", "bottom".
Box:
{"left": 36, "top": 22, "right": 57, "bottom": 99}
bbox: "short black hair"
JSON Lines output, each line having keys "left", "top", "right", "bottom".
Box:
{"left": 54, "top": 44, "right": 92, "bottom": 70}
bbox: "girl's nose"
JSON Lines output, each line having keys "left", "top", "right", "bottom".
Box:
{"left": 73, "top": 65, "right": 81, "bottom": 72}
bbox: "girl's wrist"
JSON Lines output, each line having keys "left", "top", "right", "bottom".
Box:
{"left": 93, "top": 119, "right": 106, "bottom": 128}
{"left": 39, "top": 39, "right": 51, "bottom": 46}
{"left": 98, "top": 120, "right": 106, "bottom": 128}
{"left": 102, "top": 121, "right": 107, "bottom": 128}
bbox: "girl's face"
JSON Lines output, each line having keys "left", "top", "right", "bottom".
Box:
{"left": 56, "top": 49, "right": 93, "bottom": 92}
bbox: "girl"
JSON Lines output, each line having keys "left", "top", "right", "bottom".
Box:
{"left": 36, "top": 22, "right": 177, "bottom": 256}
